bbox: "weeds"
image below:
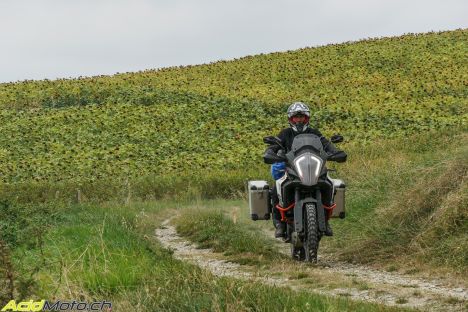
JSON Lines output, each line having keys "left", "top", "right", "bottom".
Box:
{"left": 325, "top": 132, "right": 468, "bottom": 276}
{"left": 0, "top": 239, "right": 14, "bottom": 302}
{"left": 174, "top": 207, "right": 285, "bottom": 265}
{"left": 0, "top": 200, "right": 62, "bottom": 301}
{"left": 3, "top": 201, "right": 403, "bottom": 312}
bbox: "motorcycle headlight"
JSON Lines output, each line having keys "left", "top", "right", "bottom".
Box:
{"left": 293, "top": 153, "right": 323, "bottom": 186}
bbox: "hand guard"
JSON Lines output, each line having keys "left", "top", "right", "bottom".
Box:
{"left": 327, "top": 151, "right": 347, "bottom": 163}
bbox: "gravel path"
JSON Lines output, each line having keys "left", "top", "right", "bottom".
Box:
{"left": 155, "top": 218, "right": 467, "bottom": 311}
{"left": 155, "top": 219, "right": 283, "bottom": 285}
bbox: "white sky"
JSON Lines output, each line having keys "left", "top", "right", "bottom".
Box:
{"left": 0, "top": 0, "right": 467, "bottom": 83}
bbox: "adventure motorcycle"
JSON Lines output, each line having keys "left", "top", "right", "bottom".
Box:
{"left": 263, "top": 133, "right": 345, "bottom": 262}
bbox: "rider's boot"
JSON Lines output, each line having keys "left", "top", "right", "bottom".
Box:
{"left": 324, "top": 203, "right": 335, "bottom": 236}
{"left": 325, "top": 220, "right": 333, "bottom": 236}
{"left": 273, "top": 219, "right": 286, "bottom": 238}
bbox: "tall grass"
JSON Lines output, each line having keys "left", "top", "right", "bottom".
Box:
{"left": 324, "top": 132, "right": 468, "bottom": 276}
{"left": 0, "top": 168, "right": 266, "bottom": 204}
{"left": 174, "top": 207, "right": 285, "bottom": 265}
{"left": 0, "top": 200, "right": 406, "bottom": 312}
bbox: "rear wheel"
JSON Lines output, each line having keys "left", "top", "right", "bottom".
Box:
{"left": 304, "top": 203, "right": 319, "bottom": 263}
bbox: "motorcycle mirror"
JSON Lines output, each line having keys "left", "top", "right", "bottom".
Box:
{"left": 330, "top": 134, "right": 344, "bottom": 144}
{"left": 263, "top": 136, "right": 283, "bottom": 146}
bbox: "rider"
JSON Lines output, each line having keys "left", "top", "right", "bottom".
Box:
{"left": 264, "top": 102, "right": 347, "bottom": 238}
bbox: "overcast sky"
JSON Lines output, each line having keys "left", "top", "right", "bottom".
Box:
{"left": 0, "top": 0, "right": 466, "bottom": 83}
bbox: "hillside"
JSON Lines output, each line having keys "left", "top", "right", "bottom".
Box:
{"left": 0, "top": 29, "right": 466, "bottom": 189}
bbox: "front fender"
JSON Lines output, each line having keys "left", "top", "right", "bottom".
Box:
{"left": 293, "top": 189, "right": 326, "bottom": 233}
{"left": 294, "top": 197, "right": 316, "bottom": 233}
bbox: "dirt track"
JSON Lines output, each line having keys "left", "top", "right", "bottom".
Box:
{"left": 155, "top": 218, "right": 467, "bottom": 311}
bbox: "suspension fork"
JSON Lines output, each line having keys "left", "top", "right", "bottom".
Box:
{"left": 293, "top": 188, "right": 303, "bottom": 232}
{"left": 316, "top": 189, "right": 326, "bottom": 232}
{"left": 293, "top": 188, "right": 327, "bottom": 233}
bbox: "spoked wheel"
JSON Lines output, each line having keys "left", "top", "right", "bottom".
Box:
{"left": 304, "top": 203, "right": 319, "bottom": 263}
{"left": 291, "top": 245, "right": 305, "bottom": 261}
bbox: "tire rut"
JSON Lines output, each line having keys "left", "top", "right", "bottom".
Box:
{"left": 155, "top": 219, "right": 467, "bottom": 311}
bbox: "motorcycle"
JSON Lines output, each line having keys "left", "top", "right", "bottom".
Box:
{"left": 263, "top": 133, "right": 345, "bottom": 262}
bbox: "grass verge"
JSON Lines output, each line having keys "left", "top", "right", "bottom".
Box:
{"left": 1, "top": 200, "right": 408, "bottom": 312}
{"left": 173, "top": 205, "right": 285, "bottom": 265}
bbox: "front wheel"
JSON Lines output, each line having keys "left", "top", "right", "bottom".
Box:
{"left": 291, "top": 245, "right": 305, "bottom": 261}
{"left": 304, "top": 203, "right": 319, "bottom": 263}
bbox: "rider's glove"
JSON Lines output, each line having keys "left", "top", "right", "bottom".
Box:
{"left": 327, "top": 151, "right": 347, "bottom": 163}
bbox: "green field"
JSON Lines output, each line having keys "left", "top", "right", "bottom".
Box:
{"left": 0, "top": 29, "right": 466, "bottom": 189}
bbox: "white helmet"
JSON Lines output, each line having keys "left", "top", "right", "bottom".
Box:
{"left": 287, "top": 102, "right": 310, "bottom": 133}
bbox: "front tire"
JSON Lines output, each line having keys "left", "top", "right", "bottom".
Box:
{"left": 304, "top": 203, "right": 319, "bottom": 263}
{"left": 291, "top": 245, "right": 305, "bottom": 261}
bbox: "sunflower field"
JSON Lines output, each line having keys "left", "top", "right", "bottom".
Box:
{"left": 0, "top": 29, "right": 466, "bottom": 189}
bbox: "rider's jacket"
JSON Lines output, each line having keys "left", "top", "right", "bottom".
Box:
{"left": 264, "top": 128, "right": 347, "bottom": 163}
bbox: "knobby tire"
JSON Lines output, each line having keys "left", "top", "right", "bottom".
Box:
{"left": 304, "top": 203, "right": 319, "bottom": 263}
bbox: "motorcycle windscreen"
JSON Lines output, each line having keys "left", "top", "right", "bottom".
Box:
{"left": 293, "top": 152, "right": 324, "bottom": 186}
{"left": 291, "top": 134, "right": 323, "bottom": 154}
